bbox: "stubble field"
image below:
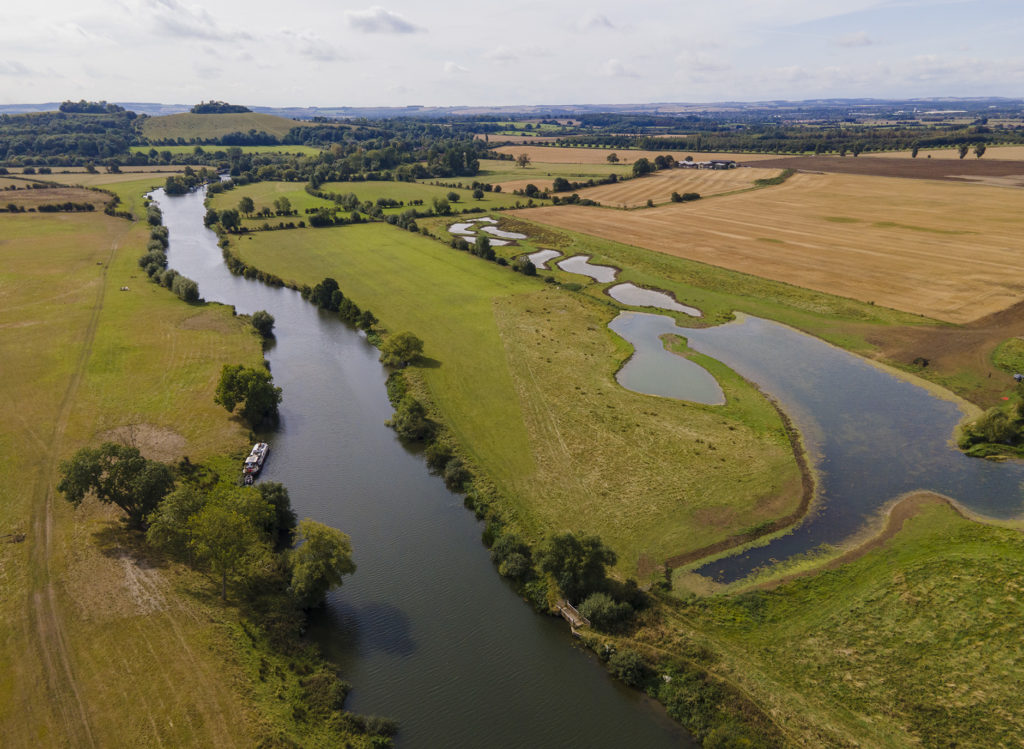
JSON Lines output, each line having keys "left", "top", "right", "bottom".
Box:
{"left": 568, "top": 166, "right": 784, "bottom": 207}
{"left": 516, "top": 171, "right": 1024, "bottom": 324}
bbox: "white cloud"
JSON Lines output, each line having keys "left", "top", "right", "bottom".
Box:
{"left": 581, "top": 13, "right": 615, "bottom": 30}
{"left": 142, "top": 0, "right": 251, "bottom": 41}
{"left": 603, "top": 58, "right": 639, "bottom": 78}
{"left": 484, "top": 46, "right": 518, "bottom": 63}
{"left": 281, "top": 29, "right": 346, "bottom": 62}
{"left": 444, "top": 61, "right": 469, "bottom": 75}
{"left": 346, "top": 7, "right": 422, "bottom": 34}
{"left": 0, "top": 60, "right": 35, "bottom": 76}
{"left": 835, "top": 31, "right": 874, "bottom": 47}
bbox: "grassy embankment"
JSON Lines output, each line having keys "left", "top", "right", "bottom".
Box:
{"left": 606, "top": 497, "right": 1024, "bottom": 746}
{"left": 227, "top": 222, "right": 800, "bottom": 575}
{"left": 0, "top": 203, "right": 376, "bottom": 746}
{"left": 141, "top": 112, "right": 313, "bottom": 142}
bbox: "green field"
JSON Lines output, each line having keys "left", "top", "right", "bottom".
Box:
{"left": 471, "top": 158, "right": 631, "bottom": 186}
{"left": 207, "top": 180, "right": 334, "bottom": 224}
{"left": 131, "top": 144, "right": 322, "bottom": 156}
{"left": 630, "top": 499, "right": 1024, "bottom": 746}
{"left": 320, "top": 179, "right": 551, "bottom": 211}
{"left": 231, "top": 223, "right": 799, "bottom": 572}
{"left": 141, "top": 112, "right": 313, "bottom": 142}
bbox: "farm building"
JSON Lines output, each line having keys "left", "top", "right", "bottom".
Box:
{"left": 676, "top": 159, "right": 738, "bottom": 169}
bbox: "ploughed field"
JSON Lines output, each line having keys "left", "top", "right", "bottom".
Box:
{"left": 567, "top": 166, "right": 784, "bottom": 207}
{"left": 492, "top": 145, "right": 785, "bottom": 165}
{"left": 746, "top": 154, "right": 1024, "bottom": 188}
{"left": 516, "top": 171, "right": 1024, "bottom": 324}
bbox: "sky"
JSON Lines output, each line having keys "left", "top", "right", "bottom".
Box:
{"left": 2, "top": 0, "right": 1024, "bottom": 107}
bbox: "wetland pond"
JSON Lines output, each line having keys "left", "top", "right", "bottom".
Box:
{"left": 617, "top": 312, "right": 1024, "bottom": 583}
{"left": 556, "top": 255, "right": 618, "bottom": 283}
{"left": 156, "top": 188, "right": 691, "bottom": 748}
{"left": 608, "top": 283, "right": 702, "bottom": 317}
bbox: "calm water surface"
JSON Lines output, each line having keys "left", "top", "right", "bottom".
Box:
{"left": 156, "top": 189, "right": 691, "bottom": 748}
{"left": 674, "top": 314, "right": 1024, "bottom": 582}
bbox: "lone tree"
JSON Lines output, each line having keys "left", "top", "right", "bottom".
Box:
{"left": 57, "top": 443, "right": 175, "bottom": 530}
{"left": 975, "top": 144, "right": 987, "bottom": 159}
{"left": 238, "top": 196, "right": 255, "bottom": 216}
{"left": 251, "top": 310, "right": 275, "bottom": 339}
{"left": 516, "top": 153, "right": 531, "bottom": 168}
{"left": 607, "top": 153, "right": 619, "bottom": 163}
{"left": 273, "top": 196, "right": 292, "bottom": 214}
{"left": 379, "top": 331, "right": 424, "bottom": 367}
{"left": 911, "top": 145, "right": 920, "bottom": 158}
{"left": 289, "top": 519, "right": 357, "bottom": 609}
{"left": 958, "top": 144, "right": 969, "bottom": 159}
{"left": 214, "top": 364, "right": 282, "bottom": 425}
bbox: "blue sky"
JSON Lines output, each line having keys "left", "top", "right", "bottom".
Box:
{"left": 1, "top": 1, "right": 1022, "bottom": 106}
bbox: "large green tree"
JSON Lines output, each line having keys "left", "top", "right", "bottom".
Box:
{"left": 57, "top": 443, "right": 175, "bottom": 529}
{"left": 289, "top": 520, "right": 356, "bottom": 608}
{"left": 379, "top": 332, "right": 424, "bottom": 368}
{"left": 214, "top": 364, "right": 282, "bottom": 425}
{"left": 538, "top": 532, "right": 617, "bottom": 602}
{"left": 190, "top": 499, "right": 268, "bottom": 601}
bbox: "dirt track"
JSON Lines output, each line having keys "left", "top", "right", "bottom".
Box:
{"left": 744, "top": 155, "right": 1024, "bottom": 187}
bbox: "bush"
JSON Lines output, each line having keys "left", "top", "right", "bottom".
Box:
{"left": 442, "top": 457, "right": 471, "bottom": 491}
{"left": 424, "top": 441, "right": 454, "bottom": 473}
{"left": 607, "top": 649, "right": 647, "bottom": 687}
{"left": 387, "top": 396, "right": 435, "bottom": 442}
{"left": 578, "top": 591, "right": 634, "bottom": 631}
{"left": 251, "top": 310, "right": 275, "bottom": 339}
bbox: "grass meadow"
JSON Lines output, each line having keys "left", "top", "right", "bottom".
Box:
{"left": 231, "top": 223, "right": 800, "bottom": 573}
{"left": 630, "top": 500, "right": 1024, "bottom": 746}
{"left": 141, "top": 112, "right": 313, "bottom": 141}
{"left": 0, "top": 208, "right": 375, "bottom": 747}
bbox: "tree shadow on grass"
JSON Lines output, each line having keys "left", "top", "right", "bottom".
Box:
{"left": 91, "top": 521, "right": 170, "bottom": 569}
{"left": 415, "top": 357, "right": 442, "bottom": 369}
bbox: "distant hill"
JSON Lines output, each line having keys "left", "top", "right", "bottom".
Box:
{"left": 141, "top": 112, "right": 312, "bottom": 142}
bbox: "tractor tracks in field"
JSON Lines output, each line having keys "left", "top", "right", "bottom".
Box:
{"left": 26, "top": 236, "right": 122, "bottom": 748}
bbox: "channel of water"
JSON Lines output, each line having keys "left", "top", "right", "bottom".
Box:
{"left": 155, "top": 188, "right": 691, "bottom": 748}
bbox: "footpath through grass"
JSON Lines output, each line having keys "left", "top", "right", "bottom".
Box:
{"left": 231, "top": 223, "right": 800, "bottom": 573}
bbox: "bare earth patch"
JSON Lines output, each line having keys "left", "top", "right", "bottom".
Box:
{"left": 99, "top": 423, "right": 186, "bottom": 462}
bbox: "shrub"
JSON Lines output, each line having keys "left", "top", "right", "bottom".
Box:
{"left": 607, "top": 649, "right": 647, "bottom": 687}
{"left": 251, "top": 310, "right": 275, "bottom": 338}
{"left": 578, "top": 592, "right": 634, "bottom": 631}
{"left": 442, "top": 457, "right": 472, "bottom": 491}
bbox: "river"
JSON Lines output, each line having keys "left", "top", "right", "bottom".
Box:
{"left": 154, "top": 188, "right": 691, "bottom": 748}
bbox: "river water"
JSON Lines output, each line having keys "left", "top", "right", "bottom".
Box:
{"left": 155, "top": 188, "right": 690, "bottom": 748}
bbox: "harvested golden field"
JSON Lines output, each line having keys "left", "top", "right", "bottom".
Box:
{"left": 491, "top": 145, "right": 783, "bottom": 165}
{"left": 515, "top": 171, "right": 1024, "bottom": 324}
{"left": 866, "top": 145, "right": 1024, "bottom": 160}
{"left": 1, "top": 186, "right": 107, "bottom": 208}
{"left": 571, "top": 166, "right": 783, "bottom": 207}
